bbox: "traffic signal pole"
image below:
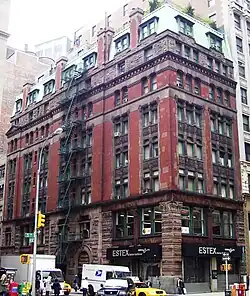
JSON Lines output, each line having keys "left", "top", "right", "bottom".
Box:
{"left": 225, "top": 259, "right": 229, "bottom": 291}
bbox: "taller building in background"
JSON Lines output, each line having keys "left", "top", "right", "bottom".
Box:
{"left": 35, "top": 36, "right": 72, "bottom": 62}
{"left": 2, "top": 2, "right": 244, "bottom": 294}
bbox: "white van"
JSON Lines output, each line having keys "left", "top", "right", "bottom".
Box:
{"left": 81, "top": 264, "right": 131, "bottom": 292}
{"left": 37, "top": 268, "right": 65, "bottom": 296}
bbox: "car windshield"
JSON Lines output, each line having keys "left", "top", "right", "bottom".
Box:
{"left": 135, "top": 283, "right": 149, "bottom": 288}
{"left": 115, "top": 271, "right": 131, "bottom": 278}
{"left": 42, "top": 271, "right": 64, "bottom": 282}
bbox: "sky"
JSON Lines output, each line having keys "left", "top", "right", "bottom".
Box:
{"left": 8, "top": 0, "right": 127, "bottom": 50}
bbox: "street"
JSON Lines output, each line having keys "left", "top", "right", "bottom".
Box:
{"left": 70, "top": 292, "right": 249, "bottom": 296}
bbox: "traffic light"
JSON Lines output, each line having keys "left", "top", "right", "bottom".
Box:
{"left": 20, "top": 254, "right": 30, "bottom": 264}
{"left": 37, "top": 211, "right": 45, "bottom": 228}
{"left": 220, "top": 264, "right": 232, "bottom": 271}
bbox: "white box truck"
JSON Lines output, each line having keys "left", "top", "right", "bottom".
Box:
{"left": 81, "top": 264, "right": 131, "bottom": 292}
{"left": 1, "top": 255, "right": 64, "bottom": 295}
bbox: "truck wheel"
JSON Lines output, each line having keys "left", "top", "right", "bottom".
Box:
{"left": 64, "top": 292, "right": 69, "bottom": 295}
{"left": 139, "top": 293, "right": 146, "bottom": 296}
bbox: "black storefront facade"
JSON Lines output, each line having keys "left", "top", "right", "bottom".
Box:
{"left": 182, "top": 244, "right": 243, "bottom": 292}
{"left": 107, "top": 245, "right": 162, "bottom": 280}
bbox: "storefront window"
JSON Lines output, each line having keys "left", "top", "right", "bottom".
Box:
{"left": 212, "top": 210, "right": 234, "bottom": 238}
{"left": 141, "top": 206, "right": 162, "bottom": 236}
{"left": 184, "top": 257, "right": 209, "bottom": 283}
{"left": 181, "top": 206, "right": 206, "bottom": 236}
{"left": 115, "top": 211, "right": 134, "bottom": 238}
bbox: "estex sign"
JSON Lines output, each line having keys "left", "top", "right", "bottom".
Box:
{"left": 182, "top": 244, "right": 242, "bottom": 258}
{"left": 106, "top": 245, "right": 162, "bottom": 260}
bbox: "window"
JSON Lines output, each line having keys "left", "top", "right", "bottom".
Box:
{"left": 143, "top": 171, "right": 159, "bottom": 192}
{"left": 207, "top": 33, "right": 222, "bottom": 52}
{"left": 176, "top": 71, "right": 183, "bottom": 88}
{"left": 247, "top": 21, "right": 250, "bottom": 35}
{"left": 176, "top": 16, "right": 193, "bottom": 36}
{"left": 118, "top": 61, "right": 125, "bottom": 74}
{"left": 142, "top": 78, "right": 149, "bottom": 94}
{"left": 122, "top": 87, "right": 128, "bottom": 103}
{"left": 142, "top": 106, "right": 158, "bottom": 127}
{"left": 143, "top": 137, "right": 158, "bottom": 160}
{"left": 187, "top": 140, "right": 194, "bottom": 157}
{"left": 114, "top": 91, "right": 120, "bottom": 106}
{"left": 236, "top": 37, "right": 243, "bottom": 52}
{"left": 144, "top": 47, "right": 153, "bottom": 61}
{"left": 222, "top": 65, "right": 227, "bottom": 76}
{"left": 83, "top": 54, "right": 96, "bottom": 70}
{"left": 217, "top": 88, "right": 223, "bottom": 104}
{"left": 181, "top": 206, "right": 206, "bottom": 236}
{"left": 212, "top": 211, "right": 233, "bottom": 238}
{"left": 241, "top": 88, "right": 247, "bottom": 104}
{"left": 193, "top": 50, "right": 199, "bottom": 62}
{"left": 178, "top": 105, "right": 184, "bottom": 122}
{"left": 92, "top": 25, "right": 96, "bottom": 37}
{"left": 123, "top": 4, "right": 128, "bottom": 16}
{"left": 141, "top": 206, "right": 162, "bottom": 235}
{"left": 178, "top": 140, "right": 185, "bottom": 155}
{"left": 115, "top": 35, "right": 129, "bottom": 53}
{"left": 245, "top": 142, "right": 250, "bottom": 161}
{"left": 194, "top": 78, "right": 200, "bottom": 95}
{"left": 150, "top": 74, "right": 157, "bottom": 91}
{"left": 62, "top": 65, "right": 76, "bottom": 82}
{"left": 16, "top": 99, "right": 22, "bottom": 113}
{"left": 5, "top": 228, "right": 12, "bottom": 246}
{"left": 140, "top": 18, "right": 157, "bottom": 39}
{"left": 27, "top": 90, "right": 39, "bottom": 106}
{"left": 207, "top": 57, "right": 213, "bottom": 70}
{"left": 224, "top": 91, "right": 230, "bottom": 107}
{"left": 214, "top": 61, "right": 220, "bottom": 73}
{"left": 44, "top": 80, "right": 54, "bottom": 96}
{"left": 238, "top": 62, "right": 245, "bottom": 78}
{"left": 115, "top": 211, "right": 134, "bottom": 238}
{"left": 115, "top": 148, "right": 128, "bottom": 168}
{"left": 184, "top": 46, "right": 190, "bottom": 59}
{"left": 114, "top": 178, "right": 128, "bottom": 199}
{"left": 185, "top": 75, "right": 192, "bottom": 92}
{"left": 176, "top": 42, "right": 182, "bottom": 54}
{"left": 114, "top": 119, "right": 128, "bottom": 136}
{"left": 87, "top": 102, "right": 93, "bottom": 117}
{"left": 209, "top": 85, "right": 215, "bottom": 101}
{"left": 243, "top": 115, "right": 250, "bottom": 132}
{"left": 179, "top": 170, "right": 204, "bottom": 193}
{"left": 234, "top": 13, "right": 241, "bottom": 29}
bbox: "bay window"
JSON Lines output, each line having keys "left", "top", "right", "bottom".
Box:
{"left": 181, "top": 206, "right": 206, "bottom": 236}
{"left": 141, "top": 206, "right": 162, "bottom": 236}
{"left": 115, "top": 211, "right": 134, "bottom": 238}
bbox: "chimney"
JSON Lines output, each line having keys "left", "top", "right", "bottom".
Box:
{"left": 55, "top": 56, "right": 68, "bottom": 90}
{"left": 24, "top": 44, "right": 28, "bottom": 52}
{"left": 97, "top": 27, "right": 115, "bottom": 66}
{"left": 129, "top": 8, "right": 144, "bottom": 49}
{"left": 23, "top": 82, "right": 33, "bottom": 107}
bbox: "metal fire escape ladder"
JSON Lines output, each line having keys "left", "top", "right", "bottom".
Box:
{"left": 58, "top": 70, "right": 87, "bottom": 264}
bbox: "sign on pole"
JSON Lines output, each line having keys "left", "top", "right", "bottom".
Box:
{"left": 222, "top": 252, "right": 231, "bottom": 291}
{"left": 24, "top": 233, "right": 34, "bottom": 239}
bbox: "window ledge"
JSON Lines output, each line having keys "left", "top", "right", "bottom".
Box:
{"left": 139, "top": 233, "right": 161, "bottom": 238}
{"left": 112, "top": 237, "right": 134, "bottom": 242}
{"left": 182, "top": 234, "right": 208, "bottom": 238}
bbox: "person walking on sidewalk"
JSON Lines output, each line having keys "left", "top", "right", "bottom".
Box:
{"left": 177, "top": 277, "right": 185, "bottom": 295}
{"left": 81, "top": 278, "right": 88, "bottom": 296}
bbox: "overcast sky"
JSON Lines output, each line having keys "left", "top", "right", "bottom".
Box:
{"left": 8, "top": 0, "right": 127, "bottom": 50}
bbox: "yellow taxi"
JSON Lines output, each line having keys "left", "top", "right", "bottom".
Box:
{"left": 129, "top": 280, "right": 167, "bottom": 296}
{"left": 63, "top": 282, "right": 72, "bottom": 295}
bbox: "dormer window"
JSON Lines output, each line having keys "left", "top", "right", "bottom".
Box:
{"left": 62, "top": 65, "right": 76, "bottom": 82}
{"left": 83, "top": 53, "right": 97, "bottom": 70}
{"left": 115, "top": 34, "right": 130, "bottom": 53}
{"left": 175, "top": 15, "right": 194, "bottom": 37}
{"left": 206, "top": 32, "right": 222, "bottom": 52}
{"left": 27, "top": 90, "right": 39, "bottom": 106}
{"left": 140, "top": 17, "right": 158, "bottom": 40}
{"left": 44, "top": 79, "right": 55, "bottom": 96}
{"left": 15, "top": 99, "right": 22, "bottom": 113}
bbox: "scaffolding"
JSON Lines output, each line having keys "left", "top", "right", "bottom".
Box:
{"left": 57, "top": 67, "right": 89, "bottom": 265}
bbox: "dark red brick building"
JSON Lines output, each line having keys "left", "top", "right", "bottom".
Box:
{"left": 2, "top": 3, "right": 244, "bottom": 293}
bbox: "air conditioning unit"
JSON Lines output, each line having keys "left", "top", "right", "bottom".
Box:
{"left": 124, "top": 160, "right": 128, "bottom": 165}
{"left": 115, "top": 195, "right": 121, "bottom": 200}
{"left": 143, "top": 188, "right": 151, "bottom": 194}
{"left": 176, "top": 82, "right": 183, "bottom": 88}
{"left": 114, "top": 132, "right": 121, "bottom": 137}
{"left": 123, "top": 98, "right": 128, "bottom": 103}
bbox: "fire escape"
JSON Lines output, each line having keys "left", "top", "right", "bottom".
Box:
{"left": 57, "top": 65, "right": 90, "bottom": 265}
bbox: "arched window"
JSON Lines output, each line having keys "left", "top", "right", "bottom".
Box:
{"left": 194, "top": 78, "right": 201, "bottom": 95}
{"left": 141, "top": 77, "right": 149, "bottom": 94}
{"left": 185, "top": 75, "right": 192, "bottom": 92}
{"left": 209, "top": 85, "right": 215, "bottom": 101}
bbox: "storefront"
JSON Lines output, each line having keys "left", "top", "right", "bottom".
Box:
{"left": 182, "top": 244, "right": 242, "bottom": 292}
{"left": 107, "top": 245, "right": 162, "bottom": 280}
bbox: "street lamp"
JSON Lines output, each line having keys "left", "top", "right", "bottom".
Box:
{"left": 32, "top": 127, "right": 63, "bottom": 296}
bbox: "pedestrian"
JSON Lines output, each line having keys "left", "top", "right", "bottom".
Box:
{"left": 52, "top": 279, "right": 61, "bottom": 296}
{"left": 81, "top": 277, "right": 88, "bottom": 296}
{"left": 0, "top": 273, "right": 8, "bottom": 296}
{"left": 88, "top": 285, "right": 94, "bottom": 296}
{"left": 45, "top": 275, "right": 52, "bottom": 296}
{"left": 73, "top": 275, "right": 79, "bottom": 292}
{"left": 176, "top": 277, "right": 185, "bottom": 295}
